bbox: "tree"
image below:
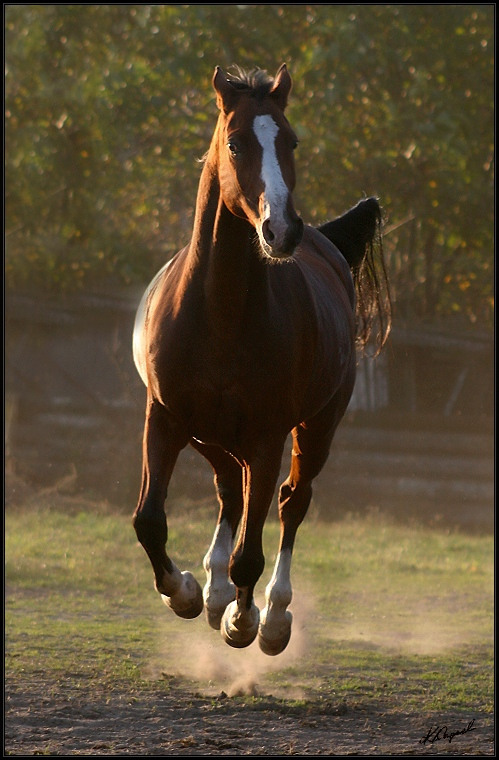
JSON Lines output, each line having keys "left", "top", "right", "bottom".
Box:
{"left": 5, "top": 5, "right": 494, "bottom": 325}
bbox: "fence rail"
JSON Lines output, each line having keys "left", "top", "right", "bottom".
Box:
{"left": 6, "top": 292, "right": 493, "bottom": 531}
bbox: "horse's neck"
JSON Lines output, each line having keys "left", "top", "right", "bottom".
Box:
{"left": 188, "top": 162, "right": 267, "bottom": 332}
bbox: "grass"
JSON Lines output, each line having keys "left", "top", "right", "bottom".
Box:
{"left": 5, "top": 499, "right": 494, "bottom": 715}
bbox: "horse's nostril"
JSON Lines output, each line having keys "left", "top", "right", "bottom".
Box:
{"left": 262, "top": 219, "right": 275, "bottom": 245}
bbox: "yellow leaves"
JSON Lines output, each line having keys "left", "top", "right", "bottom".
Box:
{"left": 429, "top": 179, "right": 439, "bottom": 206}
{"left": 445, "top": 273, "right": 477, "bottom": 292}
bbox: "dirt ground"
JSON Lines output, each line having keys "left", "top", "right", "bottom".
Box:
{"left": 4, "top": 673, "right": 494, "bottom": 756}
{"left": 4, "top": 472, "right": 494, "bottom": 756}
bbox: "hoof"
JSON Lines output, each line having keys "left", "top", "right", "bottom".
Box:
{"left": 161, "top": 571, "right": 203, "bottom": 619}
{"left": 205, "top": 606, "right": 225, "bottom": 630}
{"left": 258, "top": 611, "right": 292, "bottom": 656}
{"left": 203, "top": 582, "right": 236, "bottom": 630}
{"left": 220, "top": 600, "right": 259, "bottom": 649}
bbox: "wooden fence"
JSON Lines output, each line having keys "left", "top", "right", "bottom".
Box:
{"left": 5, "top": 292, "right": 493, "bottom": 531}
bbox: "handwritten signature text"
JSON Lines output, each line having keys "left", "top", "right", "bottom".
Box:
{"left": 419, "top": 719, "right": 476, "bottom": 745}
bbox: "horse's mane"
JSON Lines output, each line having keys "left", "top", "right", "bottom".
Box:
{"left": 225, "top": 66, "right": 274, "bottom": 99}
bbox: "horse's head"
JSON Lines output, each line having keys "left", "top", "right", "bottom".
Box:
{"left": 212, "top": 64, "right": 303, "bottom": 260}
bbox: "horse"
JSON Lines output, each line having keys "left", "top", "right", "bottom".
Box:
{"left": 132, "top": 64, "right": 391, "bottom": 656}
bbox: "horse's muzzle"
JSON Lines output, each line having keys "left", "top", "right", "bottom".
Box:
{"left": 261, "top": 215, "right": 304, "bottom": 259}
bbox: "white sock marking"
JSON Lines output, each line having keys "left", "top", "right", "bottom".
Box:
{"left": 265, "top": 549, "right": 293, "bottom": 610}
{"left": 204, "top": 519, "right": 233, "bottom": 576}
{"left": 203, "top": 520, "right": 235, "bottom": 615}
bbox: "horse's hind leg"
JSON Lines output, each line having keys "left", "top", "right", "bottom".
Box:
{"left": 258, "top": 394, "right": 351, "bottom": 655}
{"left": 133, "top": 398, "right": 203, "bottom": 619}
{"left": 190, "top": 441, "right": 243, "bottom": 629}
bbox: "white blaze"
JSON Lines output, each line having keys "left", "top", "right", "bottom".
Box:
{"left": 253, "top": 114, "right": 289, "bottom": 252}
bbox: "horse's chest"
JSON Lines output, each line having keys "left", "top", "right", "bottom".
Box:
{"left": 154, "top": 331, "right": 269, "bottom": 434}
{"left": 190, "top": 383, "right": 246, "bottom": 446}
{"left": 169, "top": 370, "right": 256, "bottom": 451}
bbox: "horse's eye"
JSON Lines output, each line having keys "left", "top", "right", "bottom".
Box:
{"left": 228, "top": 141, "right": 241, "bottom": 158}
{"left": 292, "top": 140, "right": 299, "bottom": 151}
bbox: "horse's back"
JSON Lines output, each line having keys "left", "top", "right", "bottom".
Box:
{"left": 260, "top": 225, "right": 357, "bottom": 420}
{"left": 284, "top": 225, "right": 356, "bottom": 357}
{"left": 296, "top": 225, "right": 355, "bottom": 307}
{"left": 133, "top": 252, "right": 185, "bottom": 387}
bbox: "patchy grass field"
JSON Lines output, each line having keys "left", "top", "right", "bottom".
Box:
{"left": 5, "top": 497, "right": 494, "bottom": 755}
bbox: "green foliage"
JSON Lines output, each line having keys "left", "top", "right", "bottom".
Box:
{"left": 5, "top": 5, "right": 494, "bottom": 324}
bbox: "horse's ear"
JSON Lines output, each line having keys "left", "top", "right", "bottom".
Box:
{"left": 270, "top": 63, "right": 292, "bottom": 110}
{"left": 213, "top": 66, "right": 237, "bottom": 113}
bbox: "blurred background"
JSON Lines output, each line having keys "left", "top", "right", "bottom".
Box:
{"left": 5, "top": 5, "right": 494, "bottom": 531}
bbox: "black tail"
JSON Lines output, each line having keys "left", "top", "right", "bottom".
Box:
{"left": 317, "top": 197, "right": 392, "bottom": 353}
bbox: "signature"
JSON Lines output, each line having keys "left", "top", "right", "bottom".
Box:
{"left": 419, "top": 719, "right": 476, "bottom": 745}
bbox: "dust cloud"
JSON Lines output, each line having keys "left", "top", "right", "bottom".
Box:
{"left": 144, "top": 574, "right": 487, "bottom": 696}
{"left": 323, "top": 592, "right": 484, "bottom": 656}
{"left": 330, "top": 621, "right": 469, "bottom": 656}
{"left": 146, "top": 589, "right": 315, "bottom": 698}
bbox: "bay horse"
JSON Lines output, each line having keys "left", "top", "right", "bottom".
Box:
{"left": 132, "top": 64, "right": 391, "bottom": 655}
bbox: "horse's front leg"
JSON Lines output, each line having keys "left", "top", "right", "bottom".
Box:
{"left": 133, "top": 399, "right": 203, "bottom": 619}
{"left": 190, "top": 441, "right": 243, "bottom": 629}
{"left": 220, "top": 446, "right": 283, "bottom": 649}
